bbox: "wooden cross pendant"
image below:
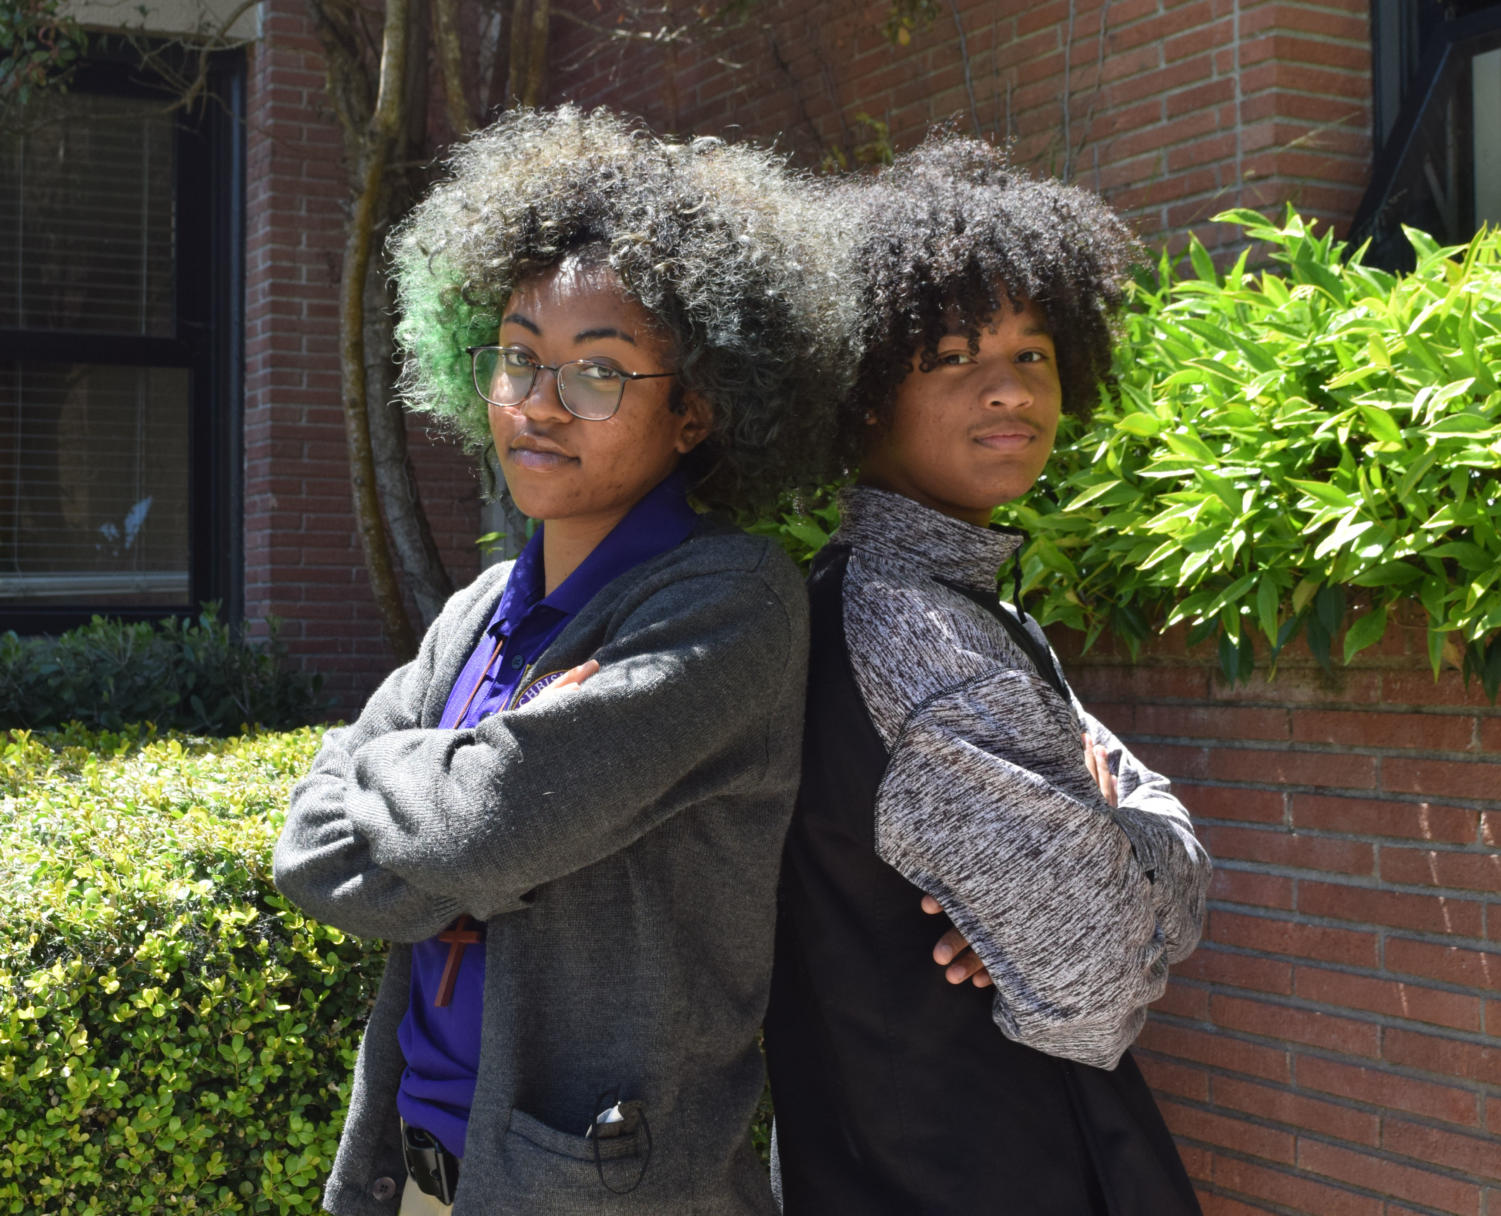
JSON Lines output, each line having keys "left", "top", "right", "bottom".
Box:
{"left": 434, "top": 914, "right": 483, "bottom": 1008}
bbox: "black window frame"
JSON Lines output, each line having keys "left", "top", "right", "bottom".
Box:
{"left": 1357, "top": 2, "right": 1501, "bottom": 265}
{"left": 0, "top": 36, "right": 245, "bottom": 635}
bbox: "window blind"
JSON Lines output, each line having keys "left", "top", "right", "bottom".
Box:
{"left": 0, "top": 93, "right": 176, "bottom": 336}
{"left": 0, "top": 362, "right": 190, "bottom": 606}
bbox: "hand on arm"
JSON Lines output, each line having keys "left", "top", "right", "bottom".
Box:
{"left": 1075, "top": 709, "right": 1211, "bottom": 964}
{"left": 525, "top": 658, "right": 600, "bottom": 705}
{"left": 273, "top": 595, "right": 476, "bottom": 941}
{"left": 1082, "top": 731, "right": 1118, "bottom": 809}
{"left": 881, "top": 665, "right": 1175, "bottom": 1069}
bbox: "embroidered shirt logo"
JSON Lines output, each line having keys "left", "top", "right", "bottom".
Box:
{"left": 509, "top": 668, "right": 568, "bottom": 709}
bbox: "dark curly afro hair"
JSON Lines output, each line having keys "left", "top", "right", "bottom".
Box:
{"left": 389, "top": 105, "right": 852, "bottom": 513}
{"left": 838, "top": 134, "right": 1140, "bottom": 465}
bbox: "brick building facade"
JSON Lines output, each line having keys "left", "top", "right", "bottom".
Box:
{"left": 242, "top": 0, "right": 481, "bottom": 704}
{"left": 550, "top": 0, "right": 1377, "bottom": 256}
{"left": 1060, "top": 616, "right": 1500, "bottom": 1216}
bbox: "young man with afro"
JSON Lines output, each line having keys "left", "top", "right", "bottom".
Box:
{"left": 765, "top": 136, "right": 1212, "bottom": 1216}
{"left": 274, "top": 106, "right": 848, "bottom": 1216}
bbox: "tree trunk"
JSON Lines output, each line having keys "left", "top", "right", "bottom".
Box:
{"left": 361, "top": 0, "right": 454, "bottom": 631}
{"left": 520, "top": 0, "right": 549, "bottom": 106}
{"left": 364, "top": 259, "right": 454, "bottom": 628}
{"left": 431, "top": 0, "right": 473, "bottom": 137}
{"left": 505, "top": 0, "right": 550, "bottom": 107}
{"left": 335, "top": 0, "right": 418, "bottom": 660}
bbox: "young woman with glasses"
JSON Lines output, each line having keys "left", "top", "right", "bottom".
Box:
{"left": 273, "top": 106, "right": 846, "bottom": 1216}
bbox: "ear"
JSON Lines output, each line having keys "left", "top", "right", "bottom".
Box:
{"left": 673, "top": 391, "right": 713, "bottom": 454}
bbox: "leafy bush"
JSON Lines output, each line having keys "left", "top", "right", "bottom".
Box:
{"left": 1007, "top": 210, "right": 1501, "bottom": 694}
{"left": 761, "top": 212, "right": 1501, "bottom": 697}
{"left": 0, "top": 608, "right": 329, "bottom": 735}
{"left": 0, "top": 0, "right": 84, "bottom": 105}
{"left": 0, "top": 723, "right": 371, "bottom": 1214}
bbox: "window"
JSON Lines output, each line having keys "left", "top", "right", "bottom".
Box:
{"left": 1359, "top": 2, "right": 1501, "bottom": 264}
{"left": 0, "top": 42, "right": 243, "bottom": 630}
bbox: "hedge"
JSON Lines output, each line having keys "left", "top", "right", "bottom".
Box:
{"left": 0, "top": 609, "right": 329, "bottom": 736}
{"left": 1, "top": 724, "right": 780, "bottom": 1210}
{"left": 0, "top": 724, "right": 370, "bottom": 1215}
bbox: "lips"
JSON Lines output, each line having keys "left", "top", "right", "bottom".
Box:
{"left": 973, "top": 427, "right": 1036, "bottom": 451}
{"left": 506, "top": 433, "right": 577, "bottom": 468}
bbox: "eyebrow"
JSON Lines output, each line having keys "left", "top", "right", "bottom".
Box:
{"left": 500, "top": 312, "right": 540, "bottom": 335}
{"left": 938, "top": 323, "right": 1054, "bottom": 338}
{"left": 498, "top": 315, "right": 638, "bottom": 346}
{"left": 573, "top": 326, "right": 637, "bottom": 345}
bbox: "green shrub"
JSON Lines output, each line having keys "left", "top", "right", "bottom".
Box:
{"left": 0, "top": 723, "right": 374, "bottom": 1214}
{"left": 761, "top": 212, "right": 1501, "bottom": 697}
{"left": 0, "top": 608, "right": 329, "bottom": 735}
{"left": 1008, "top": 210, "right": 1501, "bottom": 694}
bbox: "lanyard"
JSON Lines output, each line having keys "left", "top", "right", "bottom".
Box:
{"left": 452, "top": 632, "right": 506, "bottom": 726}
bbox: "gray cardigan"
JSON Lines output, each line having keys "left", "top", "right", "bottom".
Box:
{"left": 273, "top": 521, "right": 807, "bottom": 1216}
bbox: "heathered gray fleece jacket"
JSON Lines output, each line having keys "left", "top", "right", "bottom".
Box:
{"left": 273, "top": 520, "right": 806, "bottom": 1216}
{"left": 844, "top": 487, "right": 1209, "bottom": 1066}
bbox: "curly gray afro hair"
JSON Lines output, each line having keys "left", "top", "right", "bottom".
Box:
{"left": 390, "top": 105, "right": 852, "bottom": 512}
{"left": 838, "top": 134, "right": 1140, "bottom": 464}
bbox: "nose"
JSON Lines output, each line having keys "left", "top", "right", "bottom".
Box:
{"left": 516, "top": 364, "right": 571, "bottom": 421}
{"left": 978, "top": 361, "right": 1031, "bottom": 409}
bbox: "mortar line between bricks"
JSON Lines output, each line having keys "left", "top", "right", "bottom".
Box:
{"left": 1205, "top": 898, "right": 1497, "bottom": 953}
{"left": 1181, "top": 1141, "right": 1425, "bottom": 1212}
{"left": 1235, "top": 29, "right": 1378, "bottom": 50}
{"left": 1085, "top": 693, "right": 1499, "bottom": 716}
{"left": 1294, "top": 1123, "right": 1501, "bottom": 1200}
{"left": 1205, "top": 824, "right": 1489, "bottom": 850}
{"left": 1160, "top": 987, "right": 1501, "bottom": 1050}
{"left": 1183, "top": 783, "right": 1500, "bottom": 812}
{"left": 1299, "top": 1055, "right": 1500, "bottom": 1105}
{"left": 1199, "top": 817, "right": 1493, "bottom": 845}
{"left": 1131, "top": 736, "right": 1495, "bottom": 764}
{"left": 1198, "top": 936, "right": 1501, "bottom": 1002}
{"left": 1151, "top": 1075, "right": 1407, "bottom": 1142}
{"left": 1183, "top": 781, "right": 1496, "bottom": 807}
{"left": 1189, "top": 1184, "right": 1326, "bottom": 1216}
{"left": 1138, "top": 1024, "right": 1500, "bottom": 1103}
{"left": 1208, "top": 855, "right": 1497, "bottom": 897}
{"left": 1162, "top": 1098, "right": 1501, "bottom": 1208}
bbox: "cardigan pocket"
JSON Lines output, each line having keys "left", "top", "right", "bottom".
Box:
{"left": 500, "top": 1106, "right": 659, "bottom": 1205}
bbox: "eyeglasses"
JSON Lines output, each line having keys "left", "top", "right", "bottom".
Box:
{"left": 468, "top": 345, "right": 677, "bottom": 422}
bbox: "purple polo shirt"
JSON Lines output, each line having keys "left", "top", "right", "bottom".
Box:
{"left": 395, "top": 472, "right": 699, "bottom": 1158}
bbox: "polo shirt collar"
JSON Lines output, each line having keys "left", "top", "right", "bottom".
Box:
{"left": 495, "top": 470, "right": 699, "bottom": 633}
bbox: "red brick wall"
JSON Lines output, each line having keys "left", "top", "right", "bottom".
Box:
{"left": 243, "top": 0, "right": 481, "bottom": 713}
{"left": 548, "top": 0, "right": 1373, "bottom": 252}
{"left": 1058, "top": 618, "right": 1501, "bottom": 1215}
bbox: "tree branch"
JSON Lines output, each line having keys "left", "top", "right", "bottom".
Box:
{"left": 520, "top": 0, "right": 548, "bottom": 107}
{"left": 944, "top": 0, "right": 980, "bottom": 137}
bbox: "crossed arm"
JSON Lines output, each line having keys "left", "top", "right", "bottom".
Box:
{"left": 273, "top": 568, "right": 798, "bottom": 942}
{"left": 925, "top": 729, "right": 1121, "bottom": 988}
{"left": 879, "top": 670, "right": 1211, "bottom": 1070}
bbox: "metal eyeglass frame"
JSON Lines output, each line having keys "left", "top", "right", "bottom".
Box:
{"left": 467, "top": 345, "right": 677, "bottom": 421}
